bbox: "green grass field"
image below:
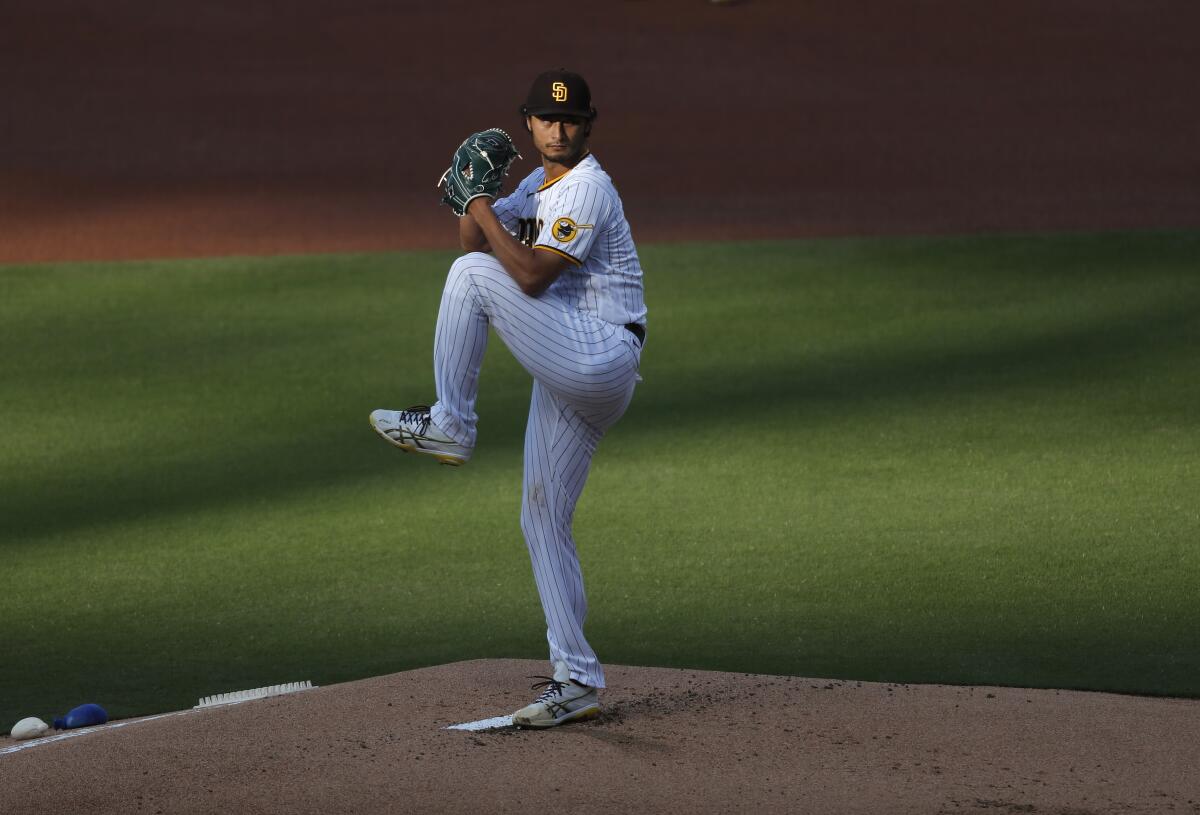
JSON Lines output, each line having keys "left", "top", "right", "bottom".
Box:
{"left": 2, "top": 232, "right": 1198, "bottom": 726}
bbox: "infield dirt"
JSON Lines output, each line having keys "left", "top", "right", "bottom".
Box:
{"left": 4, "top": 660, "right": 1200, "bottom": 814}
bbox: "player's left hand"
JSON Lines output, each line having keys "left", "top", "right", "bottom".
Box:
{"left": 438, "top": 129, "right": 522, "bottom": 217}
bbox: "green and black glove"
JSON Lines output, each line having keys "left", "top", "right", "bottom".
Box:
{"left": 437, "top": 128, "right": 522, "bottom": 216}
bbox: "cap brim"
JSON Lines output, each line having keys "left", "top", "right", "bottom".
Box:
{"left": 523, "top": 106, "right": 594, "bottom": 119}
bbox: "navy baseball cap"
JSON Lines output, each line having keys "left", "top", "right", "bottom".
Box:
{"left": 520, "top": 69, "right": 597, "bottom": 120}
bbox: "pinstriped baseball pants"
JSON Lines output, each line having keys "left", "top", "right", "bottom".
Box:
{"left": 429, "top": 253, "right": 641, "bottom": 689}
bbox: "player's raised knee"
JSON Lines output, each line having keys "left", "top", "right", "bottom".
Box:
{"left": 447, "top": 252, "right": 506, "bottom": 288}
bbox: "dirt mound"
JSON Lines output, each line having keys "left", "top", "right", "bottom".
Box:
{"left": 3, "top": 660, "right": 1197, "bottom": 813}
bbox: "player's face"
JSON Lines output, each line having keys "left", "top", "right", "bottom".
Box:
{"left": 528, "top": 114, "right": 589, "bottom": 166}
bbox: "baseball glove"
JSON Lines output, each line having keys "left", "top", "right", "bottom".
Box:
{"left": 437, "top": 128, "right": 521, "bottom": 216}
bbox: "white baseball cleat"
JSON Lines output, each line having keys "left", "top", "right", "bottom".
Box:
{"left": 369, "top": 406, "right": 472, "bottom": 466}
{"left": 512, "top": 661, "right": 600, "bottom": 728}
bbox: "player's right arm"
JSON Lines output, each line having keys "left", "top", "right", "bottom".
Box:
{"left": 459, "top": 212, "right": 490, "bottom": 253}
{"left": 465, "top": 197, "right": 569, "bottom": 297}
{"left": 460, "top": 175, "right": 528, "bottom": 253}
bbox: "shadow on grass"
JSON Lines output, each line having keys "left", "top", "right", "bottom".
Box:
{"left": 4, "top": 287, "right": 1196, "bottom": 547}
{"left": 635, "top": 292, "right": 1199, "bottom": 421}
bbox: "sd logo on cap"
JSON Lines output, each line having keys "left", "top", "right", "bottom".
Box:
{"left": 520, "top": 69, "right": 598, "bottom": 121}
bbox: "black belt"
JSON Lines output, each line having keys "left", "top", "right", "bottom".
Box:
{"left": 624, "top": 323, "right": 645, "bottom": 346}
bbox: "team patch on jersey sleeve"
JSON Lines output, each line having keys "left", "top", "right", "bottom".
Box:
{"left": 550, "top": 216, "right": 593, "bottom": 243}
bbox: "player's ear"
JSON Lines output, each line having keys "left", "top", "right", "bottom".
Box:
{"left": 524, "top": 115, "right": 533, "bottom": 134}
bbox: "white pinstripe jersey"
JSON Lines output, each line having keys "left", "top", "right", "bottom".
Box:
{"left": 493, "top": 154, "right": 647, "bottom": 328}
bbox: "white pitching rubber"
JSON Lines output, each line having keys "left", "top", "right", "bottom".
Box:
{"left": 10, "top": 717, "right": 50, "bottom": 740}
{"left": 195, "top": 681, "right": 315, "bottom": 709}
{"left": 445, "top": 715, "right": 515, "bottom": 731}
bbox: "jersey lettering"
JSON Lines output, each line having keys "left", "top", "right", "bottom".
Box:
{"left": 494, "top": 155, "right": 645, "bottom": 328}
{"left": 517, "top": 217, "right": 542, "bottom": 248}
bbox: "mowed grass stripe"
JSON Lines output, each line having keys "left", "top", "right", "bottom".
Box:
{"left": 1, "top": 232, "right": 1197, "bottom": 724}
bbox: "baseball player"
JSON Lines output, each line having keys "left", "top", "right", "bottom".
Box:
{"left": 370, "top": 69, "right": 646, "bottom": 727}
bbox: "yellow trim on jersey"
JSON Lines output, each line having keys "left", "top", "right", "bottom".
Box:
{"left": 535, "top": 151, "right": 591, "bottom": 191}
{"left": 537, "top": 173, "right": 567, "bottom": 192}
{"left": 534, "top": 244, "right": 583, "bottom": 266}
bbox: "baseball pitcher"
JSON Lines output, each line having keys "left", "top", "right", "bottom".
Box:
{"left": 370, "top": 69, "right": 646, "bottom": 727}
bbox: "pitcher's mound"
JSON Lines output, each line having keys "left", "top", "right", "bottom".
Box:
{"left": 3, "top": 659, "right": 1197, "bottom": 813}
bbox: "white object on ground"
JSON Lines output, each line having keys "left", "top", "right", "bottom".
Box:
{"left": 195, "top": 681, "right": 315, "bottom": 709}
{"left": 10, "top": 717, "right": 49, "bottom": 740}
{"left": 3, "top": 681, "right": 318, "bottom": 758}
{"left": 1, "top": 710, "right": 188, "bottom": 756}
{"left": 445, "top": 714, "right": 515, "bottom": 731}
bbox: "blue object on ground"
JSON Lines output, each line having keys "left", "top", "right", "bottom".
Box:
{"left": 53, "top": 703, "right": 108, "bottom": 730}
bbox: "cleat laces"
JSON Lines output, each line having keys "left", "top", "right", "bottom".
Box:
{"left": 399, "top": 405, "right": 432, "bottom": 436}
{"left": 528, "top": 675, "right": 570, "bottom": 702}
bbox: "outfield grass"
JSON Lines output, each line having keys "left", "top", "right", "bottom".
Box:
{"left": 2, "top": 232, "right": 1198, "bottom": 725}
